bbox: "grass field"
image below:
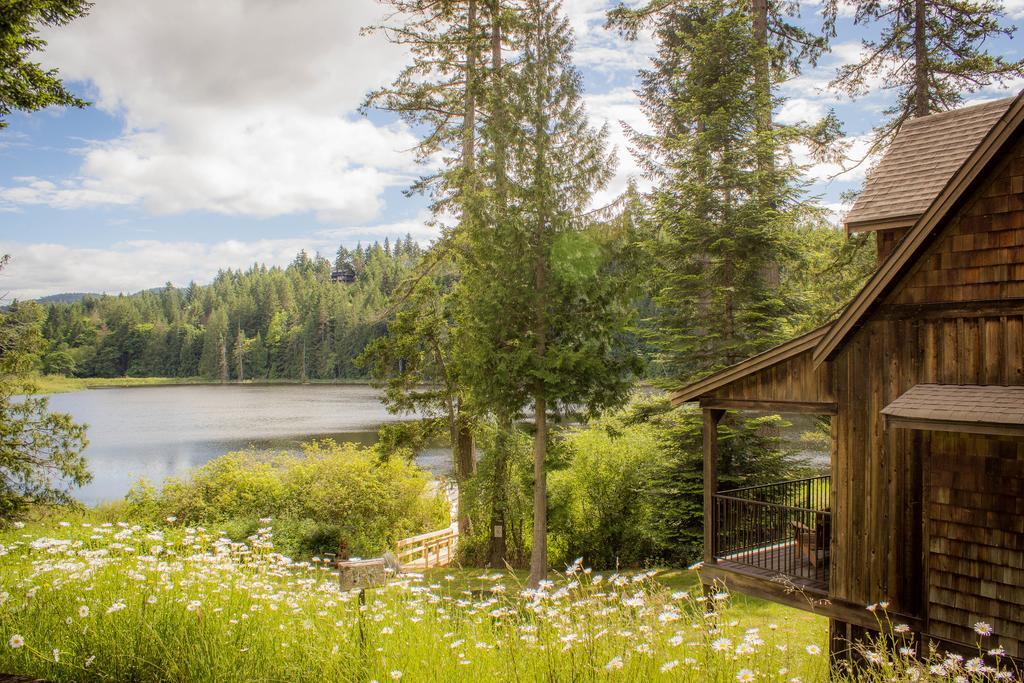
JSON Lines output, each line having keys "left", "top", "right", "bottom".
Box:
{"left": 0, "top": 518, "right": 1013, "bottom": 681}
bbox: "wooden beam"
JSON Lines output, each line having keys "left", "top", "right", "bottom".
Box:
{"left": 703, "top": 408, "right": 725, "bottom": 565}
{"left": 875, "top": 298, "right": 1024, "bottom": 320}
{"left": 700, "top": 398, "right": 838, "bottom": 415}
{"left": 885, "top": 415, "right": 1024, "bottom": 438}
{"left": 698, "top": 564, "right": 924, "bottom": 632}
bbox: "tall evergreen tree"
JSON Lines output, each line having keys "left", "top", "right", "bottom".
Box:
{"left": 827, "top": 0, "right": 1024, "bottom": 148}
{"left": 0, "top": 0, "right": 91, "bottom": 128}
{"left": 632, "top": 0, "right": 799, "bottom": 380}
{"left": 364, "top": 0, "right": 498, "bottom": 536}
{"left": 457, "top": 0, "right": 640, "bottom": 585}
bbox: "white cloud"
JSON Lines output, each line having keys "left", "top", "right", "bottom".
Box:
{"left": 777, "top": 98, "right": 827, "bottom": 125}
{"left": 2, "top": 216, "right": 439, "bottom": 300}
{"left": 4, "top": 0, "right": 420, "bottom": 222}
{"left": 584, "top": 87, "right": 651, "bottom": 207}
{"left": 1005, "top": 0, "right": 1024, "bottom": 19}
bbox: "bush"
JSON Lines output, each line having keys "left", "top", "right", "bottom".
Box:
{"left": 547, "top": 394, "right": 802, "bottom": 569}
{"left": 458, "top": 421, "right": 535, "bottom": 568}
{"left": 548, "top": 417, "right": 663, "bottom": 570}
{"left": 124, "top": 440, "right": 447, "bottom": 559}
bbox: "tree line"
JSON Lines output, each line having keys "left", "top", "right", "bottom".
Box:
{"left": 34, "top": 239, "right": 423, "bottom": 381}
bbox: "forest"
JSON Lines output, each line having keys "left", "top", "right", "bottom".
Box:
{"left": 32, "top": 239, "right": 422, "bottom": 381}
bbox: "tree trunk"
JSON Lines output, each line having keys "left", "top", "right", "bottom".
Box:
{"left": 528, "top": 394, "right": 547, "bottom": 587}
{"left": 455, "top": 408, "right": 475, "bottom": 536}
{"left": 913, "top": 0, "right": 929, "bottom": 117}
{"left": 218, "top": 333, "right": 228, "bottom": 384}
{"left": 463, "top": 0, "right": 477, "bottom": 175}
{"left": 488, "top": 0, "right": 506, "bottom": 194}
{"left": 751, "top": 0, "right": 771, "bottom": 140}
{"left": 528, "top": 219, "right": 549, "bottom": 588}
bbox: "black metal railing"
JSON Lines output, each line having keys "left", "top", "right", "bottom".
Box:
{"left": 712, "top": 475, "right": 831, "bottom": 586}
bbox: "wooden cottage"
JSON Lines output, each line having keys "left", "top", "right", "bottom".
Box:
{"left": 673, "top": 94, "right": 1024, "bottom": 658}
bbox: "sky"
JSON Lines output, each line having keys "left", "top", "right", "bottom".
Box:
{"left": 2, "top": 0, "right": 1024, "bottom": 300}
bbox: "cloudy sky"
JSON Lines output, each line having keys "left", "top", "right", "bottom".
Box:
{"left": 2, "top": 0, "right": 1023, "bottom": 300}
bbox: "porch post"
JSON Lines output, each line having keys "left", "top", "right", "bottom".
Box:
{"left": 703, "top": 408, "right": 725, "bottom": 565}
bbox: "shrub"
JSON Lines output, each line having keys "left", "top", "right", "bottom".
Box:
{"left": 546, "top": 394, "right": 802, "bottom": 569}
{"left": 124, "top": 440, "right": 446, "bottom": 559}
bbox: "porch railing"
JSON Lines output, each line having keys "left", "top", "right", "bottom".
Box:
{"left": 712, "top": 475, "right": 831, "bottom": 585}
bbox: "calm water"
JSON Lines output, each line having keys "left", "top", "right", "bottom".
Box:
{"left": 45, "top": 384, "right": 452, "bottom": 506}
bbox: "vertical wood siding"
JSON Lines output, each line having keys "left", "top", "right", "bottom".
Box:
{"left": 710, "top": 350, "right": 834, "bottom": 403}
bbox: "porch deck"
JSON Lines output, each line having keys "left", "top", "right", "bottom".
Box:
{"left": 718, "top": 540, "right": 828, "bottom": 594}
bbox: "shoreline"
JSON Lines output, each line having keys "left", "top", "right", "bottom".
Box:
{"left": 30, "top": 375, "right": 375, "bottom": 395}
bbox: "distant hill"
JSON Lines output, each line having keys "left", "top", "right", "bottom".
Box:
{"left": 34, "top": 293, "right": 100, "bottom": 304}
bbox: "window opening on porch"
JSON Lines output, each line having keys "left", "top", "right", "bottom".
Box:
{"left": 703, "top": 406, "right": 833, "bottom": 594}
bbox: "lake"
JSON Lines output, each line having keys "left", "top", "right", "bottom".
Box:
{"left": 45, "top": 384, "right": 452, "bottom": 506}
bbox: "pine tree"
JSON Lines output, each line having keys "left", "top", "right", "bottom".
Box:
{"left": 828, "top": 0, "right": 1024, "bottom": 148}
{"left": 0, "top": 0, "right": 91, "bottom": 128}
{"left": 364, "top": 0, "right": 496, "bottom": 537}
{"left": 457, "top": 0, "right": 640, "bottom": 585}
{"left": 632, "top": 0, "right": 798, "bottom": 380}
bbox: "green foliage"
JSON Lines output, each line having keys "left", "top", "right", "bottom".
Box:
{"left": 456, "top": 0, "right": 641, "bottom": 419}
{"left": 124, "top": 440, "right": 446, "bottom": 559}
{"left": 633, "top": 0, "right": 803, "bottom": 382}
{"left": 783, "top": 223, "right": 877, "bottom": 333}
{"left": 547, "top": 415, "right": 663, "bottom": 569}
{"left": 36, "top": 241, "right": 423, "bottom": 381}
{"left": 547, "top": 395, "right": 802, "bottom": 568}
{"left": 0, "top": 281, "right": 90, "bottom": 519}
{"left": 0, "top": 0, "right": 91, "bottom": 128}
{"left": 458, "top": 420, "right": 534, "bottom": 567}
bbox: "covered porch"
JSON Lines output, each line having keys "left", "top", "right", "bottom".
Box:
{"left": 669, "top": 326, "right": 839, "bottom": 601}
{"left": 712, "top": 474, "right": 831, "bottom": 594}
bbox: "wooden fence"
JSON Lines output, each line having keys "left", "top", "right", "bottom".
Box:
{"left": 396, "top": 527, "right": 457, "bottom": 570}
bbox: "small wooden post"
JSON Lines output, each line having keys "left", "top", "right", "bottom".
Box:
{"left": 703, "top": 408, "right": 725, "bottom": 565}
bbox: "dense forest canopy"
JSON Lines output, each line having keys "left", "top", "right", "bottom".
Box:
{"left": 33, "top": 238, "right": 422, "bottom": 381}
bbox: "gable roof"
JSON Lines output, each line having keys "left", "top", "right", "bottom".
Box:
{"left": 669, "top": 324, "right": 829, "bottom": 405}
{"left": 844, "top": 98, "right": 1014, "bottom": 233}
{"left": 814, "top": 92, "right": 1024, "bottom": 366}
{"left": 882, "top": 384, "right": 1024, "bottom": 436}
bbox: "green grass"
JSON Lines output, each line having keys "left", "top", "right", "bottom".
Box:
{"left": 28, "top": 375, "right": 374, "bottom": 394}
{"left": 0, "top": 518, "right": 1013, "bottom": 681}
{"left": 0, "top": 519, "right": 835, "bottom": 682}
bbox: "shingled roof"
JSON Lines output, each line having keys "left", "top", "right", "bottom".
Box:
{"left": 881, "top": 384, "right": 1024, "bottom": 436}
{"left": 844, "top": 98, "right": 1015, "bottom": 233}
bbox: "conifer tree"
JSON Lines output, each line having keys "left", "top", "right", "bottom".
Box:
{"left": 457, "top": 0, "right": 640, "bottom": 586}
{"left": 631, "top": 0, "right": 798, "bottom": 380}
{"left": 828, "top": 0, "right": 1024, "bottom": 148}
{"left": 363, "top": 0, "right": 494, "bottom": 536}
{"left": 0, "top": 0, "right": 91, "bottom": 128}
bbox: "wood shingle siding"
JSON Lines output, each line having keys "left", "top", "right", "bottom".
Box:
{"left": 891, "top": 135, "right": 1024, "bottom": 305}
{"left": 925, "top": 432, "right": 1024, "bottom": 657}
